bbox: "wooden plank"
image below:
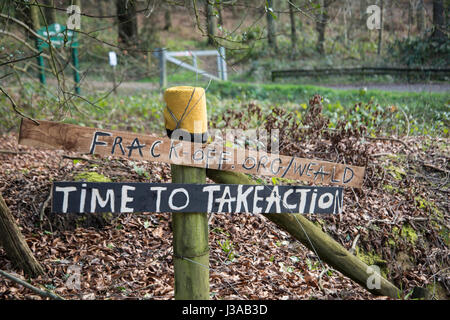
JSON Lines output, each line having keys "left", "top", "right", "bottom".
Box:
{"left": 272, "top": 67, "right": 450, "bottom": 80}
{"left": 51, "top": 182, "right": 343, "bottom": 214}
{"left": 18, "top": 118, "right": 365, "bottom": 188}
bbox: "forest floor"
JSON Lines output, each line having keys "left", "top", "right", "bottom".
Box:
{"left": 0, "top": 122, "right": 448, "bottom": 299}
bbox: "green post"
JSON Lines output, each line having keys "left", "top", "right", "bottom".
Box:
{"left": 35, "top": 42, "right": 46, "bottom": 85}
{"left": 71, "top": 47, "right": 81, "bottom": 94}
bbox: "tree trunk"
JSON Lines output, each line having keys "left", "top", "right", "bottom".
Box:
{"left": 266, "top": 0, "right": 278, "bottom": 52}
{"left": 15, "top": 0, "right": 40, "bottom": 38}
{"left": 217, "top": 2, "right": 223, "bottom": 28}
{"left": 316, "top": 0, "right": 329, "bottom": 55}
{"left": 416, "top": 0, "right": 425, "bottom": 35}
{"left": 0, "top": 193, "right": 44, "bottom": 277}
{"left": 164, "top": 4, "right": 171, "bottom": 30}
{"left": 205, "top": 0, "right": 217, "bottom": 46}
{"left": 408, "top": 0, "right": 414, "bottom": 38}
{"left": 205, "top": 169, "right": 401, "bottom": 299}
{"left": 116, "top": 0, "right": 138, "bottom": 48}
{"left": 30, "top": 1, "right": 40, "bottom": 30}
{"left": 431, "top": 0, "right": 446, "bottom": 40}
{"left": 43, "top": 0, "right": 57, "bottom": 25}
{"left": 289, "top": 0, "right": 297, "bottom": 54}
{"left": 377, "top": 0, "right": 383, "bottom": 55}
{"left": 360, "top": 0, "right": 367, "bottom": 29}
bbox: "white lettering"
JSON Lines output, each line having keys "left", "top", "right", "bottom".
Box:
{"left": 295, "top": 189, "right": 311, "bottom": 213}
{"left": 121, "top": 185, "right": 135, "bottom": 213}
{"left": 202, "top": 185, "right": 221, "bottom": 213}
{"left": 318, "top": 192, "right": 333, "bottom": 210}
{"left": 150, "top": 186, "right": 167, "bottom": 212}
{"left": 253, "top": 186, "right": 265, "bottom": 214}
{"left": 55, "top": 186, "right": 77, "bottom": 213}
{"left": 265, "top": 186, "right": 281, "bottom": 213}
{"left": 90, "top": 188, "right": 115, "bottom": 212}
{"left": 215, "top": 186, "right": 236, "bottom": 213}
{"left": 168, "top": 188, "right": 189, "bottom": 210}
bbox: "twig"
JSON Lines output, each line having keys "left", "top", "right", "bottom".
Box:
{"left": 371, "top": 153, "right": 395, "bottom": 157}
{"left": 318, "top": 268, "right": 334, "bottom": 292}
{"left": 0, "top": 269, "right": 64, "bottom": 300}
{"left": 0, "top": 86, "right": 39, "bottom": 125}
{"left": 398, "top": 107, "right": 410, "bottom": 138}
{"left": 39, "top": 191, "right": 52, "bottom": 224}
{"left": 0, "top": 149, "right": 30, "bottom": 155}
{"left": 350, "top": 234, "right": 361, "bottom": 255}
{"left": 365, "top": 135, "right": 414, "bottom": 153}
{"left": 421, "top": 162, "right": 450, "bottom": 175}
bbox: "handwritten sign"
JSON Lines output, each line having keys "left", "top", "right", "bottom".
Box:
{"left": 19, "top": 119, "right": 365, "bottom": 188}
{"left": 52, "top": 182, "right": 343, "bottom": 214}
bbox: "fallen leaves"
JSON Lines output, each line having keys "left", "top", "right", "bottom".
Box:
{"left": 0, "top": 131, "right": 448, "bottom": 300}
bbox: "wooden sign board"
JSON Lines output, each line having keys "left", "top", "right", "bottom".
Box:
{"left": 19, "top": 119, "right": 365, "bottom": 188}
{"left": 52, "top": 182, "right": 343, "bottom": 214}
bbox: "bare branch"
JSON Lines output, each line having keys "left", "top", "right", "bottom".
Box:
{"left": 0, "top": 269, "right": 64, "bottom": 300}
{"left": 0, "top": 86, "right": 39, "bottom": 125}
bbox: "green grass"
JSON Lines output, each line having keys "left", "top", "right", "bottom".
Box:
{"left": 1, "top": 81, "right": 448, "bottom": 137}
{"left": 206, "top": 81, "right": 449, "bottom": 136}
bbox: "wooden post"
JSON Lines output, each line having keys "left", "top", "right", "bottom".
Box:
{"left": 164, "top": 87, "right": 209, "bottom": 300}
{"left": 205, "top": 169, "right": 401, "bottom": 299}
{"left": 171, "top": 165, "right": 209, "bottom": 300}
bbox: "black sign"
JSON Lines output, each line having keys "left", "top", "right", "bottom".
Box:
{"left": 52, "top": 182, "right": 343, "bottom": 214}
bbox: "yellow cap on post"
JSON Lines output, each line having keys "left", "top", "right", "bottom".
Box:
{"left": 163, "top": 86, "right": 208, "bottom": 142}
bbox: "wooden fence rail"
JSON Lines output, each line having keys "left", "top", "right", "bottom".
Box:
{"left": 271, "top": 67, "right": 450, "bottom": 81}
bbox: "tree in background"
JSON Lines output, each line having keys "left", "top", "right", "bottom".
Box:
{"left": 13, "top": 0, "right": 40, "bottom": 34}
{"left": 378, "top": 0, "right": 384, "bottom": 55}
{"left": 164, "top": 3, "right": 172, "bottom": 30}
{"left": 205, "top": 0, "right": 218, "bottom": 45}
{"left": 431, "top": 0, "right": 446, "bottom": 40}
{"left": 116, "top": 0, "right": 138, "bottom": 48}
{"left": 316, "top": 0, "right": 333, "bottom": 55}
{"left": 289, "top": 0, "right": 297, "bottom": 55}
{"left": 416, "top": 0, "right": 425, "bottom": 35}
{"left": 43, "top": 0, "right": 56, "bottom": 25}
{"left": 266, "top": 0, "right": 278, "bottom": 52}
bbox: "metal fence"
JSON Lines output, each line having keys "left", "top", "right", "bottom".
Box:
{"left": 155, "top": 47, "right": 227, "bottom": 88}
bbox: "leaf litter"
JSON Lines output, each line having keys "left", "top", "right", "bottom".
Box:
{"left": 0, "top": 96, "right": 448, "bottom": 300}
